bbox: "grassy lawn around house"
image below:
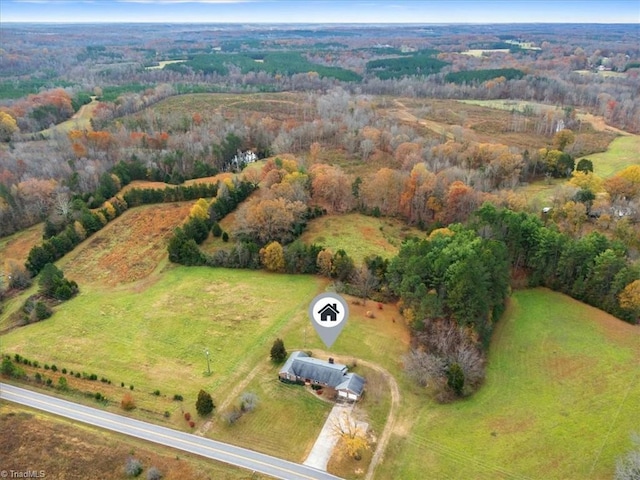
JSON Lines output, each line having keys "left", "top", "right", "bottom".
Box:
{"left": 211, "top": 361, "right": 333, "bottom": 462}
{"left": 0, "top": 266, "right": 405, "bottom": 467}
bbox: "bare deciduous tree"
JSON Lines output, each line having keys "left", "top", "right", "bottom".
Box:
{"left": 350, "top": 265, "right": 378, "bottom": 304}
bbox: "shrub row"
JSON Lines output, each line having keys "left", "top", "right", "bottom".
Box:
{"left": 26, "top": 176, "right": 218, "bottom": 278}
{"left": 27, "top": 197, "right": 128, "bottom": 276}
{"left": 123, "top": 182, "right": 220, "bottom": 208}
{"left": 167, "top": 180, "right": 257, "bottom": 266}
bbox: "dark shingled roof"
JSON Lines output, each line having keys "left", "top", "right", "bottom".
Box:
{"left": 280, "top": 351, "right": 353, "bottom": 388}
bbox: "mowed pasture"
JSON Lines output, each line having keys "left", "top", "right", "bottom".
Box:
{"left": 378, "top": 289, "right": 640, "bottom": 480}
{"left": 582, "top": 135, "right": 640, "bottom": 178}
{"left": 0, "top": 199, "right": 408, "bottom": 467}
{"left": 0, "top": 267, "right": 326, "bottom": 427}
{"left": 517, "top": 134, "right": 640, "bottom": 206}
{"left": 300, "top": 213, "right": 426, "bottom": 265}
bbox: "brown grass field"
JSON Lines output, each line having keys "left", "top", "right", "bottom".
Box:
{"left": 0, "top": 223, "right": 43, "bottom": 266}
{"left": 147, "top": 92, "right": 307, "bottom": 122}
{"left": 0, "top": 403, "right": 269, "bottom": 480}
{"left": 119, "top": 172, "right": 234, "bottom": 195}
{"left": 391, "top": 98, "right": 617, "bottom": 156}
{"left": 58, "top": 202, "right": 191, "bottom": 286}
{"left": 142, "top": 93, "right": 619, "bottom": 164}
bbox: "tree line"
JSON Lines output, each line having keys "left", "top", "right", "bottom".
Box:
{"left": 444, "top": 68, "right": 526, "bottom": 85}
{"left": 473, "top": 203, "right": 639, "bottom": 324}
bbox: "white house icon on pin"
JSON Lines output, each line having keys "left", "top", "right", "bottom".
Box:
{"left": 317, "top": 303, "right": 339, "bottom": 322}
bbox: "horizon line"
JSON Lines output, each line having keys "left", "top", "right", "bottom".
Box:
{"left": 3, "top": 20, "right": 639, "bottom": 25}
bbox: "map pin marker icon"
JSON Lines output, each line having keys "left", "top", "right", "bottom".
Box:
{"left": 308, "top": 293, "right": 349, "bottom": 348}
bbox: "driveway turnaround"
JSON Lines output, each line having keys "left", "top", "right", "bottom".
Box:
{"left": 0, "top": 383, "right": 342, "bottom": 480}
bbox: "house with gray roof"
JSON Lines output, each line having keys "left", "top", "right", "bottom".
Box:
{"left": 279, "top": 351, "right": 365, "bottom": 402}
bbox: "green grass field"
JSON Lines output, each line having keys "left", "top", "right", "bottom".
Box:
{"left": 378, "top": 289, "right": 640, "bottom": 480}
{"left": 0, "top": 268, "right": 323, "bottom": 411}
{"left": 583, "top": 135, "right": 640, "bottom": 178}
{"left": 300, "top": 213, "right": 426, "bottom": 265}
{"left": 0, "top": 261, "right": 404, "bottom": 466}
{"left": 516, "top": 178, "right": 565, "bottom": 208}
{"left": 516, "top": 135, "right": 640, "bottom": 206}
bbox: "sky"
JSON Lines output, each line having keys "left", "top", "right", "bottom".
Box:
{"left": 1, "top": 0, "right": 639, "bottom": 24}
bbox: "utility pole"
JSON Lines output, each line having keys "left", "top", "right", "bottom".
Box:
{"left": 204, "top": 349, "right": 211, "bottom": 375}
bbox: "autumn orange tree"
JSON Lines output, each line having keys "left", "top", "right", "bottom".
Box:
{"left": 619, "top": 280, "right": 640, "bottom": 324}
{"left": 0, "top": 111, "right": 19, "bottom": 141}
{"left": 237, "top": 196, "right": 307, "bottom": 245}
{"left": 360, "top": 167, "right": 406, "bottom": 216}
{"left": 310, "top": 164, "right": 353, "bottom": 213}
{"left": 259, "top": 241, "right": 285, "bottom": 272}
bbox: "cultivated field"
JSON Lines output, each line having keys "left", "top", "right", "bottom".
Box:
{"left": 377, "top": 289, "right": 640, "bottom": 480}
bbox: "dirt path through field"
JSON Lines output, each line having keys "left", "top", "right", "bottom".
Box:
{"left": 390, "top": 99, "right": 454, "bottom": 140}
{"left": 358, "top": 359, "right": 400, "bottom": 480}
{"left": 576, "top": 112, "right": 632, "bottom": 136}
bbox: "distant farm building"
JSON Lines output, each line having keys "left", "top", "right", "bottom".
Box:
{"left": 228, "top": 150, "right": 258, "bottom": 171}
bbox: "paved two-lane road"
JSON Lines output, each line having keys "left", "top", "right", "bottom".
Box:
{"left": 0, "top": 383, "right": 342, "bottom": 480}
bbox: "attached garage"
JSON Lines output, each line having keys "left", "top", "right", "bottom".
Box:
{"left": 336, "top": 373, "right": 365, "bottom": 402}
